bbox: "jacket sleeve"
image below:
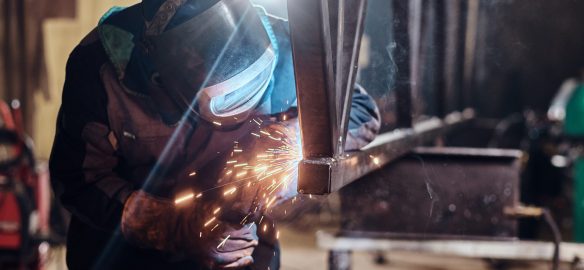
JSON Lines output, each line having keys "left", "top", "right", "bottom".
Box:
{"left": 345, "top": 84, "right": 381, "bottom": 150}
{"left": 49, "top": 41, "right": 134, "bottom": 232}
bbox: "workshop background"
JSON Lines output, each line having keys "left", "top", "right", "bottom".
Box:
{"left": 1, "top": 0, "right": 584, "bottom": 269}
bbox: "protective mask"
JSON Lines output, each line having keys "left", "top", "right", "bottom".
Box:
{"left": 144, "top": 0, "right": 276, "bottom": 126}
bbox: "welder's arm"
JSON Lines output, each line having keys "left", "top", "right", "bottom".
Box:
{"left": 49, "top": 48, "right": 134, "bottom": 232}
{"left": 51, "top": 41, "right": 258, "bottom": 268}
{"left": 345, "top": 84, "right": 381, "bottom": 150}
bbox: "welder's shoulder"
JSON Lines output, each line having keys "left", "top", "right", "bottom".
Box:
{"left": 65, "top": 28, "right": 108, "bottom": 84}
{"left": 61, "top": 29, "right": 109, "bottom": 116}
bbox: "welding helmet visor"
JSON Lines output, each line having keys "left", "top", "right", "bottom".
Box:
{"left": 146, "top": 0, "right": 276, "bottom": 126}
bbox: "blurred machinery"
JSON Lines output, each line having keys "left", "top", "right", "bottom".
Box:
{"left": 0, "top": 100, "right": 60, "bottom": 270}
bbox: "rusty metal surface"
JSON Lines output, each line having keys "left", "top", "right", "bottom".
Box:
{"left": 288, "top": 0, "right": 337, "bottom": 159}
{"left": 288, "top": 0, "right": 476, "bottom": 195}
{"left": 338, "top": 146, "right": 522, "bottom": 239}
{"left": 392, "top": 0, "right": 414, "bottom": 128}
{"left": 288, "top": 0, "right": 368, "bottom": 158}
{"left": 335, "top": 0, "right": 368, "bottom": 155}
{"left": 298, "top": 110, "right": 475, "bottom": 194}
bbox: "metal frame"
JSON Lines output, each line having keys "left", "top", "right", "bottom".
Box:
{"left": 317, "top": 231, "right": 584, "bottom": 270}
{"left": 288, "top": 0, "right": 476, "bottom": 194}
{"left": 297, "top": 110, "right": 474, "bottom": 194}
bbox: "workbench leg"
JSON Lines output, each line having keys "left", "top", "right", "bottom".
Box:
{"left": 329, "top": 250, "right": 351, "bottom": 270}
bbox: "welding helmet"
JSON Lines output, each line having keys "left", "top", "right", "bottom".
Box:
{"left": 142, "top": 0, "right": 276, "bottom": 126}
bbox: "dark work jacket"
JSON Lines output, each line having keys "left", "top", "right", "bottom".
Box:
{"left": 49, "top": 6, "right": 380, "bottom": 270}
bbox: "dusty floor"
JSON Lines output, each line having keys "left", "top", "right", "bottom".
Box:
{"left": 278, "top": 226, "right": 553, "bottom": 270}
{"left": 44, "top": 226, "right": 556, "bottom": 270}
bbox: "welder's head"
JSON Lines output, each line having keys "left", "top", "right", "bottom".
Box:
{"left": 141, "top": 0, "right": 276, "bottom": 126}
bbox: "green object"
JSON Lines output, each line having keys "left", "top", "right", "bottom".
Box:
{"left": 567, "top": 84, "right": 584, "bottom": 242}
{"left": 98, "top": 7, "right": 134, "bottom": 81}
{"left": 565, "top": 84, "right": 584, "bottom": 136}
{"left": 574, "top": 157, "right": 584, "bottom": 242}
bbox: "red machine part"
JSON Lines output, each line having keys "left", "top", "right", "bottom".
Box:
{"left": 0, "top": 189, "right": 22, "bottom": 249}
{"left": 0, "top": 100, "right": 48, "bottom": 269}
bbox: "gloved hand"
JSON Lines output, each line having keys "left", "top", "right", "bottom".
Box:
{"left": 121, "top": 190, "right": 258, "bottom": 268}
{"left": 204, "top": 222, "right": 258, "bottom": 269}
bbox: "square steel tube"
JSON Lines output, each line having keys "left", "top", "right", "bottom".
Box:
{"left": 297, "top": 111, "right": 475, "bottom": 194}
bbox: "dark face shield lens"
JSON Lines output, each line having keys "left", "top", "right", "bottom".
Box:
{"left": 147, "top": 0, "right": 273, "bottom": 118}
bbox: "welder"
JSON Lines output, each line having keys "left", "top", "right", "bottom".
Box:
{"left": 49, "top": 0, "right": 380, "bottom": 269}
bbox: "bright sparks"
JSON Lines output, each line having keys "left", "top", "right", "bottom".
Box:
{"left": 370, "top": 155, "right": 380, "bottom": 165}
{"left": 217, "top": 235, "right": 231, "bottom": 249}
{"left": 204, "top": 217, "right": 216, "bottom": 227}
{"left": 224, "top": 187, "right": 237, "bottom": 196}
{"left": 174, "top": 193, "right": 194, "bottom": 205}
{"left": 180, "top": 117, "right": 302, "bottom": 241}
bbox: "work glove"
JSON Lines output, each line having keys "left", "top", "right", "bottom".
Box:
{"left": 121, "top": 190, "right": 259, "bottom": 268}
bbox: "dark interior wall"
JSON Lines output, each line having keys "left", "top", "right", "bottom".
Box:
{"left": 472, "top": 0, "right": 584, "bottom": 118}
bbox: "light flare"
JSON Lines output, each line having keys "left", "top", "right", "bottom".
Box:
{"left": 174, "top": 193, "right": 194, "bottom": 205}
{"left": 224, "top": 187, "right": 237, "bottom": 196}
{"left": 204, "top": 217, "right": 216, "bottom": 227}
{"left": 217, "top": 235, "right": 230, "bottom": 249}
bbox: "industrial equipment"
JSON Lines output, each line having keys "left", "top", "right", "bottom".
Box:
{"left": 0, "top": 100, "right": 53, "bottom": 270}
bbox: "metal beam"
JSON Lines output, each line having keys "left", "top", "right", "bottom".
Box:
{"left": 289, "top": 0, "right": 476, "bottom": 195}
{"left": 298, "top": 110, "right": 475, "bottom": 194}
{"left": 336, "top": 0, "right": 368, "bottom": 154}
{"left": 317, "top": 231, "right": 584, "bottom": 264}
{"left": 393, "top": 0, "right": 414, "bottom": 128}
{"left": 288, "top": 0, "right": 337, "bottom": 159}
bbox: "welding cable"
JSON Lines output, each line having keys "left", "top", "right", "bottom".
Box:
{"left": 504, "top": 205, "right": 561, "bottom": 270}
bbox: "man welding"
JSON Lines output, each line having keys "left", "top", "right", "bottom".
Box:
{"left": 49, "top": 0, "right": 380, "bottom": 269}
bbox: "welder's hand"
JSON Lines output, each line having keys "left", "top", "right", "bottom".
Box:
{"left": 121, "top": 190, "right": 204, "bottom": 252}
{"left": 121, "top": 191, "right": 259, "bottom": 268}
{"left": 205, "top": 222, "right": 258, "bottom": 269}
